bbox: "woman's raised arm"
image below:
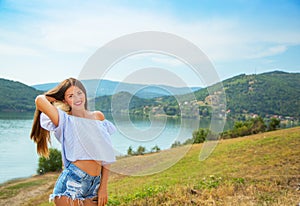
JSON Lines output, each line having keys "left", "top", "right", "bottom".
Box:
{"left": 35, "top": 95, "right": 59, "bottom": 126}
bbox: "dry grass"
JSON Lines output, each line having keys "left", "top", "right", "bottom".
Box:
{"left": 0, "top": 173, "right": 57, "bottom": 206}
{"left": 0, "top": 127, "right": 299, "bottom": 205}
{"left": 107, "top": 127, "right": 300, "bottom": 205}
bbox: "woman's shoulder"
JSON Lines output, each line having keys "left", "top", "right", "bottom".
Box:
{"left": 93, "top": 111, "right": 105, "bottom": 121}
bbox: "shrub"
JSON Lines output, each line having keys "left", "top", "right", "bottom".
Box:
{"left": 127, "top": 145, "right": 161, "bottom": 156}
{"left": 268, "top": 118, "right": 280, "bottom": 131}
{"left": 192, "top": 128, "right": 209, "bottom": 143}
{"left": 136, "top": 146, "right": 146, "bottom": 155}
{"left": 171, "top": 141, "right": 181, "bottom": 148}
{"left": 221, "top": 116, "right": 267, "bottom": 138}
{"left": 37, "top": 148, "right": 62, "bottom": 174}
{"left": 151, "top": 145, "right": 161, "bottom": 153}
{"left": 127, "top": 146, "right": 134, "bottom": 156}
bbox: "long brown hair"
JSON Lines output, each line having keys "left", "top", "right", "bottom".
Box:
{"left": 30, "top": 78, "right": 88, "bottom": 157}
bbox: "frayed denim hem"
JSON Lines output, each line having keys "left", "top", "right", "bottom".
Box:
{"left": 49, "top": 193, "right": 97, "bottom": 203}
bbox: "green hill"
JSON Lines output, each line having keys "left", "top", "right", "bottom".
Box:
{"left": 106, "top": 127, "right": 300, "bottom": 205}
{"left": 222, "top": 71, "right": 300, "bottom": 118}
{"left": 93, "top": 91, "right": 155, "bottom": 113}
{"left": 95, "top": 71, "right": 300, "bottom": 120}
{"left": 1, "top": 70, "right": 299, "bottom": 120}
{"left": 193, "top": 71, "right": 300, "bottom": 119}
{"left": 1, "top": 127, "right": 299, "bottom": 205}
{"left": 0, "top": 78, "right": 41, "bottom": 112}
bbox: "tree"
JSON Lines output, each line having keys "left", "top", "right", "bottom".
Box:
{"left": 249, "top": 116, "right": 266, "bottom": 134}
{"left": 127, "top": 146, "right": 134, "bottom": 156}
{"left": 136, "top": 146, "right": 146, "bottom": 155}
{"left": 171, "top": 141, "right": 182, "bottom": 148}
{"left": 192, "top": 128, "right": 209, "bottom": 143}
{"left": 37, "top": 148, "right": 62, "bottom": 174}
{"left": 164, "top": 106, "right": 179, "bottom": 116}
{"left": 268, "top": 118, "right": 280, "bottom": 131}
{"left": 236, "top": 125, "right": 249, "bottom": 137}
{"left": 221, "top": 116, "right": 267, "bottom": 138}
{"left": 151, "top": 145, "right": 161, "bottom": 153}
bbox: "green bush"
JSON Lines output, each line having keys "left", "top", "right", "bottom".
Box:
{"left": 221, "top": 116, "right": 267, "bottom": 138}
{"left": 170, "top": 128, "right": 210, "bottom": 147}
{"left": 127, "top": 145, "right": 161, "bottom": 156}
{"left": 37, "top": 148, "right": 62, "bottom": 174}
{"left": 151, "top": 145, "right": 161, "bottom": 153}
{"left": 127, "top": 146, "right": 134, "bottom": 156}
{"left": 192, "top": 128, "right": 209, "bottom": 143}
{"left": 136, "top": 146, "right": 146, "bottom": 155}
{"left": 171, "top": 141, "right": 181, "bottom": 148}
{"left": 268, "top": 118, "right": 280, "bottom": 131}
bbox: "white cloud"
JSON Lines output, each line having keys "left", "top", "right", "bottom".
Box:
{"left": 1, "top": 1, "right": 300, "bottom": 85}
{"left": 2, "top": 2, "right": 300, "bottom": 60}
{"left": 246, "top": 45, "right": 288, "bottom": 59}
{"left": 29, "top": 4, "right": 168, "bottom": 52}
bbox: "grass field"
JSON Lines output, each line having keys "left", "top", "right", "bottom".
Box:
{"left": 1, "top": 127, "right": 299, "bottom": 205}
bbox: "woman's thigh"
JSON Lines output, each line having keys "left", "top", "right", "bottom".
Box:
{"left": 54, "top": 196, "right": 80, "bottom": 206}
{"left": 83, "top": 198, "right": 98, "bottom": 206}
{"left": 54, "top": 196, "right": 97, "bottom": 206}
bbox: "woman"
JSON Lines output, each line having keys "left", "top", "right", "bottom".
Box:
{"left": 30, "top": 78, "right": 116, "bottom": 206}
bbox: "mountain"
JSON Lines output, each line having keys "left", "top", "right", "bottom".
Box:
{"left": 1, "top": 70, "right": 299, "bottom": 119}
{"left": 32, "top": 79, "right": 201, "bottom": 99}
{"left": 0, "top": 78, "right": 42, "bottom": 112}
{"left": 93, "top": 91, "right": 155, "bottom": 114}
{"left": 92, "top": 71, "right": 300, "bottom": 119}
{"left": 194, "top": 71, "right": 300, "bottom": 119}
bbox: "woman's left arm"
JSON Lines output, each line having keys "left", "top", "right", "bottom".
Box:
{"left": 97, "top": 165, "right": 110, "bottom": 206}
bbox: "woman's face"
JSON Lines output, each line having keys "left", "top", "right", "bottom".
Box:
{"left": 64, "top": 86, "right": 86, "bottom": 110}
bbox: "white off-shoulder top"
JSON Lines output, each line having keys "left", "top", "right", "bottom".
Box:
{"left": 40, "top": 109, "right": 116, "bottom": 166}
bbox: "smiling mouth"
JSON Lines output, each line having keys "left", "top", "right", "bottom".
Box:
{"left": 74, "top": 101, "right": 83, "bottom": 106}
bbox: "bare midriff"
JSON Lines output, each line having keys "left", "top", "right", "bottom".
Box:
{"left": 73, "top": 160, "right": 102, "bottom": 176}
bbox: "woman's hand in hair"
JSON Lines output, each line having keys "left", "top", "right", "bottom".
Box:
{"left": 35, "top": 95, "right": 59, "bottom": 126}
{"left": 45, "top": 95, "right": 57, "bottom": 103}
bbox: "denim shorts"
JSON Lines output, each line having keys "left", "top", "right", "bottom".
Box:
{"left": 49, "top": 163, "right": 101, "bottom": 201}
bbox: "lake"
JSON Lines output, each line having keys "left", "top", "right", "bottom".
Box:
{"left": 0, "top": 112, "right": 228, "bottom": 184}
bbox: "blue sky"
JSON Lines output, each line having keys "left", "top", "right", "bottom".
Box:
{"left": 0, "top": 0, "right": 299, "bottom": 87}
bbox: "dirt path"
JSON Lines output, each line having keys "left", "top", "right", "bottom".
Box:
{"left": 0, "top": 168, "right": 125, "bottom": 206}
{"left": 0, "top": 173, "right": 58, "bottom": 206}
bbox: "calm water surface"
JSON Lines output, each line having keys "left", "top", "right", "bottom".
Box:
{"left": 0, "top": 112, "right": 226, "bottom": 184}
{"left": 0, "top": 113, "right": 38, "bottom": 184}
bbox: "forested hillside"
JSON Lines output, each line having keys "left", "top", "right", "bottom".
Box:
{"left": 0, "top": 78, "right": 41, "bottom": 112}
{"left": 94, "top": 71, "right": 300, "bottom": 120}
{"left": 1, "top": 71, "right": 299, "bottom": 120}
{"left": 194, "top": 71, "right": 300, "bottom": 119}
{"left": 93, "top": 92, "right": 155, "bottom": 114}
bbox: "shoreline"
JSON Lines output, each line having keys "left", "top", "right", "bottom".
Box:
{"left": 0, "top": 173, "right": 39, "bottom": 186}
